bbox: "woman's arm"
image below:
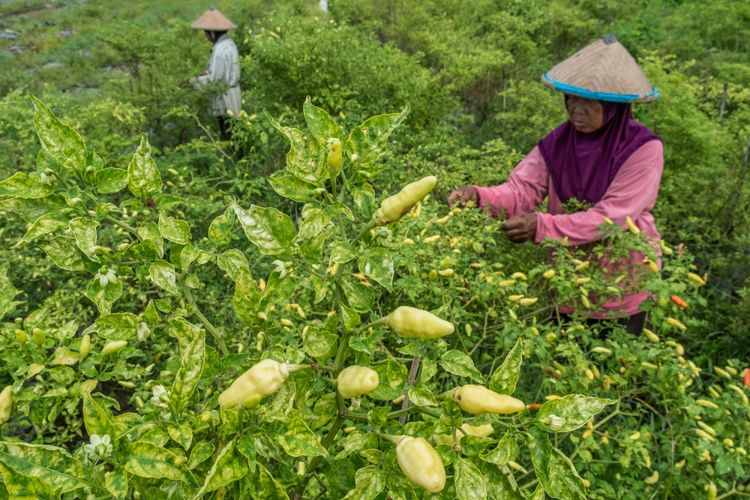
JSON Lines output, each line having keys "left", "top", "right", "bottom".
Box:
{"left": 195, "top": 43, "right": 236, "bottom": 87}
{"left": 534, "top": 140, "right": 664, "bottom": 246}
{"left": 194, "top": 51, "right": 216, "bottom": 87}
{"left": 473, "top": 146, "right": 549, "bottom": 218}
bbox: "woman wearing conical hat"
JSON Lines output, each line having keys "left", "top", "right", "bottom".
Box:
{"left": 191, "top": 8, "right": 241, "bottom": 140}
{"left": 449, "top": 35, "right": 663, "bottom": 333}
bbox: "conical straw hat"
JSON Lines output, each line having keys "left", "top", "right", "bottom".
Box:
{"left": 191, "top": 8, "right": 237, "bottom": 31}
{"left": 541, "top": 35, "right": 658, "bottom": 103}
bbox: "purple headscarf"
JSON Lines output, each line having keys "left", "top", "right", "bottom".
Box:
{"left": 538, "top": 99, "right": 661, "bottom": 204}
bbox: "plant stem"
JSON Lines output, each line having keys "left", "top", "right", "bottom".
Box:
{"left": 353, "top": 317, "right": 385, "bottom": 335}
{"left": 105, "top": 215, "right": 139, "bottom": 237}
{"left": 293, "top": 410, "right": 346, "bottom": 499}
{"left": 399, "top": 356, "right": 421, "bottom": 425}
{"left": 334, "top": 331, "right": 350, "bottom": 372}
{"left": 180, "top": 280, "right": 229, "bottom": 356}
{"left": 354, "top": 220, "right": 376, "bottom": 243}
{"left": 348, "top": 405, "right": 440, "bottom": 421}
{"left": 468, "top": 311, "right": 490, "bottom": 356}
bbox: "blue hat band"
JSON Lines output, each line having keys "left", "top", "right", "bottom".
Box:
{"left": 542, "top": 73, "right": 659, "bottom": 103}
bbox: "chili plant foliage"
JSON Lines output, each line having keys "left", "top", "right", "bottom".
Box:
{"left": 0, "top": 97, "right": 619, "bottom": 498}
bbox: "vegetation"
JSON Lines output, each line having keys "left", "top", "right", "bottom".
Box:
{"left": 0, "top": 0, "right": 748, "bottom": 498}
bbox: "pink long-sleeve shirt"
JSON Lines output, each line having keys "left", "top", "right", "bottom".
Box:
{"left": 475, "top": 140, "right": 664, "bottom": 318}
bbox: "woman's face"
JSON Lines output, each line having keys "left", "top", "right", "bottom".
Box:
{"left": 566, "top": 95, "right": 604, "bottom": 133}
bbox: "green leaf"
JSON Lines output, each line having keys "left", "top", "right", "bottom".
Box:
{"left": 15, "top": 211, "right": 68, "bottom": 246}
{"left": 387, "top": 357, "right": 408, "bottom": 388}
{"left": 348, "top": 327, "right": 383, "bottom": 357}
{"left": 326, "top": 200, "right": 354, "bottom": 221}
{"left": 82, "top": 393, "right": 116, "bottom": 441}
{"left": 149, "top": 259, "right": 180, "bottom": 295}
{"left": 303, "top": 97, "right": 343, "bottom": 145}
{"left": 479, "top": 461, "right": 524, "bottom": 500}
{"left": 359, "top": 247, "right": 394, "bottom": 291}
{"left": 0, "top": 269, "right": 20, "bottom": 321}
{"left": 0, "top": 193, "right": 65, "bottom": 220}
{"left": 334, "top": 432, "right": 369, "bottom": 460}
{"left": 180, "top": 244, "right": 209, "bottom": 271}
{"left": 168, "top": 422, "right": 194, "bottom": 451}
{"left": 454, "top": 456, "right": 487, "bottom": 500}
{"left": 194, "top": 440, "right": 247, "bottom": 497}
{"left": 50, "top": 346, "right": 79, "bottom": 366}
{"left": 0, "top": 441, "right": 91, "bottom": 495}
{"left": 127, "top": 136, "right": 162, "bottom": 200}
{"left": 351, "top": 183, "right": 376, "bottom": 218}
{"left": 158, "top": 211, "right": 191, "bottom": 245}
{"left": 233, "top": 270, "right": 260, "bottom": 325}
{"left": 167, "top": 318, "right": 202, "bottom": 354}
{"left": 439, "top": 350, "right": 485, "bottom": 383}
{"left": 104, "top": 469, "right": 129, "bottom": 499}
{"left": 343, "top": 465, "right": 385, "bottom": 500}
{"left": 340, "top": 303, "right": 361, "bottom": 330}
{"left": 96, "top": 168, "right": 128, "bottom": 194}
{"left": 88, "top": 312, "right": 138, "bottom": 340}
{"left": 528, "top": 428, "right": 553, "bottom": 495}
{"left": 216, "top": 249, "right": 250, "bottom": 282}
{"left": 208, "top": 206, "right": 235, "bottom": 246}
{"left": 268, "top": 171, "right": 321, "bottom": 203}
{"left": 529, "top": 484, "right": 545, "bottom": 500}
{"left": 330, "top": 241, "right": 356, "bottom": 264}
{"left": 340, "top": 278, "right": 374, "bottom": 313}
{"left": 550, "top": 449, "right": 586, "bottom": 497}
{"left": 311, "top": 274, "right": 328, "bottom": 304}
{"left": 270, "top": 118, "right": 326, "bottom": 184}
{"left": 86, "top": 274, "right": 123, "bottom": 315}
{"left": 139, "top": 427, "right": 170, "bottom": 448}
{"left": 480, "top": 431, "right": 518, "bottom": 467}
{"left": 170, "top": 330, "right": 206, "bottom": 416}
{"left": 535, "top": 395, "right": 616, "bottom": 433}
{"left": 295, "top": 206, "right": 333, "bottom": 260}
{"left": 346, "top": 108, "right": 409, "bottom": 177}
{"left": 232, "top": 203, "right": 296, "bottom": 256}
{"left": 407, "top": 384, "right": 437, "bottom": 407}
{"left": 69, "top": 217, "right": 99, "bottom": 259}
{"left": 278, "top": 415, "right": 328, "bottom": 458}
{"left": 0, "top": 462, "right": 55, "bottom": 499}
{"left": 256, "top": 464, "right": 290, "bottom": 499}
{"left": 303, "top": 326, "right": 337, "bottom": 361}
{"left": 187, "top": 441, "right": 215, "bottom": 470}
{"left": 40, "top": 236, "right": 86, "bottom": 271}
{"left": 0, "top": 172, "right": 54, "bottom": 199}
{"left": 124, "top": 442, "right": 189, "bottom": 482}
{"left": 137, "top": 222, "right": 164, "bottom": 258}
{"left": 488, "top": 338, "right": 523, "bottom": 395}
{"left": 31, "top": 95, "right": 86, "bottom": 174}
{"left": 528, "top": 427, "right": 586, "bottom": 500}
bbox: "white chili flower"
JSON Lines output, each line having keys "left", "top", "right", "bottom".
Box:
{"left": 137, "top": 322, "right": 151, "bottom": 341}
{"left": 151, "top": 385, "right": 169, "bottom": 406}
{"left": 95, "top": 268, "right": 118, "bottom": 287}
{"left": 83, "top": 434, "right": 112, "bottom": 461}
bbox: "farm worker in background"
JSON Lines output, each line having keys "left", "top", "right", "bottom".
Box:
{"left": 191, "top": 8, "right": 241, "bottom": 140}
{"left": 448, "top": 35, "right": 662, "bottom": 334}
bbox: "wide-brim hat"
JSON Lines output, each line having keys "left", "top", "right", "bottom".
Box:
{"left": 191, "top": 8, "right": 237, "bottom": 31}
{"left": 541, "top": 34, "right": 659, "bottom": 103}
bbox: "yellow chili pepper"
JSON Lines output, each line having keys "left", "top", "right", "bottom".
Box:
{"left": 373, "top": 176, "right": 437, "bottom": 226}
{"left": 395, "top": 436, "right": 446, "bottom": 493}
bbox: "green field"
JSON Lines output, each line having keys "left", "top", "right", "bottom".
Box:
{"left": 0, "top": 0, "right": 749, "bottom": 498}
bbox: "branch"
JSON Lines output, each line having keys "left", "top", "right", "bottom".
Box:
{"left": 180, "top": 280, "right": 229, "bottom": 356}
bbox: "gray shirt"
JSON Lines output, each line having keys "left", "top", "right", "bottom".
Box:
{"left": 195, "top": 34, "right": 241, "bottom": 116}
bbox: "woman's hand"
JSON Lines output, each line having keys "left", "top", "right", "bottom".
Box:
{"left": 447, "top": 186, "right": 478, "bottom": 207}
{"left": 502, "top": 213, "right": 537, "bottom": 243}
